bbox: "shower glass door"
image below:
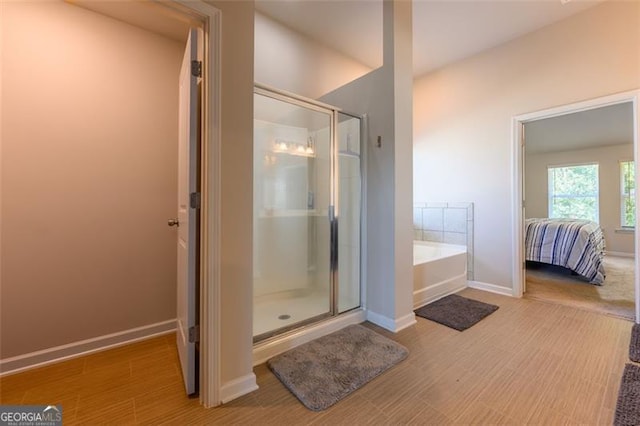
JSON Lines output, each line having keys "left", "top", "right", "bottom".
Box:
{"left": 253, "top": 90, "right": 333, "bottom": 340}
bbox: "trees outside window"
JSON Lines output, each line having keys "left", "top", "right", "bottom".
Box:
{"left": 548, "top": 164, "right": 599, "bottom": 222}
{"left": 620, "top": 161, "right": 635, "bottom": 228}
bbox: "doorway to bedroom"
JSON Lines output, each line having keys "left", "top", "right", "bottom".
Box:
{"left": 513, "top": 92, "right": 640, "bottom": 321}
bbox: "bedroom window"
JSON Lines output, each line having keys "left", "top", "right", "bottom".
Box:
{"left": 620, "top": 161, "right": 635, "bottom": 228}
{"left": 547, "top": 164, "right": 599, "bottom": 222}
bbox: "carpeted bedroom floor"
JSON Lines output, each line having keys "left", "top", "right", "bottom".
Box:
{"left": 525, "top": 255, "right": 635, "bottom": 321}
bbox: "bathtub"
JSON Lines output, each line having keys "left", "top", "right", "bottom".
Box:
{"left": 413, "top": 241, "right": 467, "bottom": 309}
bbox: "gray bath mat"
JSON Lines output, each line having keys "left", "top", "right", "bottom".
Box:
{"left": 267, "top": 324, "right": 408, "bottom": 411}
{"left": 414, "top": 294, "right": 498, "bottom": 331}
{"left": 629, "top": 324, "right": 640, "bottom": 362}
{"left": 615, "top": 363, "right": 640, "bottom": 425}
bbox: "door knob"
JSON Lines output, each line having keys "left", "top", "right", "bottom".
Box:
{"left": 168, "top": 218, "right": 180, "bottom": 227}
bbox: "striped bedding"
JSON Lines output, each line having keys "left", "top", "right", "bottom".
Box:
{"left": 525, "top": 218, "right": 606, "bottom": 285}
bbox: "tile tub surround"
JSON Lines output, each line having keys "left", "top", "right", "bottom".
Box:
{"left": 414, "top": 202, "right": 474, "bottom": 280}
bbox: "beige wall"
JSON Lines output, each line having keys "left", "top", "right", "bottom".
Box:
{"left": 205, "top": 0, "right": 255, "bottom": 388}
{"left": 1, "top": 2, "right": 182, "bottom": 358}
{"left": 525, "top": 143, "right": 635, "bottom": 255}
{"left": 413, "top": 1, "right": 640, "bottom": 289}
{"left": 254, "top": 12, "right": 371, "bottom": 100}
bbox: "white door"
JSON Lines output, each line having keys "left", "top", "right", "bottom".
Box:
{"left": 175, "top": 28, "right": 200, "bottom": 395}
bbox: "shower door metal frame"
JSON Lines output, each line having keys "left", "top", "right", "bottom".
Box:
{"left": 253, "top": 84, "right": 363, "bottom": 342}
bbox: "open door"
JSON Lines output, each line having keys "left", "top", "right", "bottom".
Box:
{"left": 173, "top": 27, "right": 201, "bottom": 396}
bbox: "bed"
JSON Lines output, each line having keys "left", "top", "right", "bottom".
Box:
{"left": 525, "top": 218, "right": 606, "bottom": 285}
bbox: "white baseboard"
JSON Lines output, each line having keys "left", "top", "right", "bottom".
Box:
{"left": 606, "top": 251, "right": 634, "bottom": 258}
{"left": 0, "top": 319, "right": 176, "bottom": 376}
{"left": 467, "top": 280, "right": 513, "bottom": 297}
{"left": 366, "top": 310, "right": 417, "bottom": 333}
{"left": 252, "top": 309, "right": 366, "bottom": 366}
{"left": 413, "top": 273, "right": 467, "bottom": 309}
{"left": 394, "top": 312, "right": 418, "bottom": 332}
{"left": 220, "top": 373, "right": 259, "bottom": 404}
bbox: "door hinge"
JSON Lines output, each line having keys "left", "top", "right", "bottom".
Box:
{"left": 191, "top": 60, "right": 202, "bottom": 78}
{"left": 188, "top": 325, "right": 200, "bottom": 343}
{"left": 190, "top": 192, "right": 201, "bottom": 209}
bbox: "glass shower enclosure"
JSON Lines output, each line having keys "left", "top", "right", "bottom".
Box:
{"left": 253, "top": 86, "right": 362, "bottom": 341}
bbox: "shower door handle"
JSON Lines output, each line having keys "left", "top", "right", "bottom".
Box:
{"left": 328, "top": 204, "right": 339, "bottom": 317}
{"left": 329, "top": 205, "right": 338, "bottom": 271}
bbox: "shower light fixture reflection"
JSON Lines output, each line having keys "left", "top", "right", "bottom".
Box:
{"left": 272, "top": 137, "right": 315, "bottom": 157}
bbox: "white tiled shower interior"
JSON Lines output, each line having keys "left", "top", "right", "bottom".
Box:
{"left": 414, "top": 202, "right": 474, "bottom": 280}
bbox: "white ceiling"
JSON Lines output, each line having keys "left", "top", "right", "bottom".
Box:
{"left": 524, "top": 103, "right": 634, "bottom": 154}
{"left": 69, "top": 0, "right": 605, "bottom": 77}
{"left": 67, "top": 0, "right": 195, "bottom": 42}
{"left": 256, "top": 0, "right": 604, "bottom": 76}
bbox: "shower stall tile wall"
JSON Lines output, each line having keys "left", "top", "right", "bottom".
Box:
{"left": 414, "top": 202, "right": 474, "bottom": 280}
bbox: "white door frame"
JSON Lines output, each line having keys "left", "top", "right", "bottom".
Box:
{"left": 170, "top": 0, "right": 221, "bottom": 407}
{"left": 512, "top": 90, "right": 640, "bottom": 322}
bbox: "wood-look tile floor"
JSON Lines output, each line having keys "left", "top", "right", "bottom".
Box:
{"left": 525, "top": 256, "right": 635, "bottom": 320}
{"left": 0, "top": 288, "right": 632, "bottom": 424}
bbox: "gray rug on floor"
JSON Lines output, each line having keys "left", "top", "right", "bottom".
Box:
{"left": 414, "top": 294, "right": 499, "bottom": 331}
{"left": 615, "top": 363, "right": 640, "bottom": 425}
{"left": 629, "top": 324, "right": 640, "bottom": 362}
{"left": 267, "top": 324, "right": 408, "bottom": 411}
